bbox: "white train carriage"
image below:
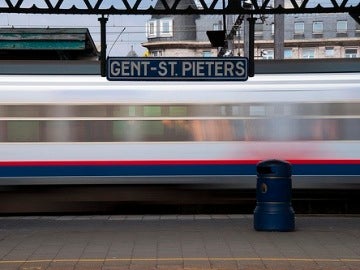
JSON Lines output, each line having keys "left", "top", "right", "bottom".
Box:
{"left": 0, "top": 73, "right": 359, "bottom": 189}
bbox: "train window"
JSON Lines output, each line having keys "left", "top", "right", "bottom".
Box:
{"left": 169, "top": 106, "right": 187, "bottom": 117}
{"left": 274, "top": 104, "right": 291, "bottom": 116}
{"left": 220, "top": 106, "right": 228, "bottom": 116}
{"left": 232, "top": 106, "right": 241, "bottom": 116}
{"left": 249, "top": 105, "right": 266, "bottom": 116}
{"left": 1, "top": 101, "right": 359, "bottom": 143}
{"left": 112, "top": 120, "right": 165, "bottom": 141}
{"left": 75, "top": 121, "right": 111, "bottom": 142}
{"left": 46, "top": 105, "right": 74, "bottom": 117}
{"left": 339, "top": 103, "right": 360, "bottom": 115}
{"left": 140, "top": 121, "right": 164, "bottom": 139}
{"left": 76, "top": 105, "right": 108, "bottom": 117}
{"left": 143, "top": 106, "right": 162, "bottom": 117}
{"left": 113, "top": 105, "right": 139, "bottom": 117}
{"left": 0, "top": 121, "right": 5, "bottom": 142}
{"left": 163, "top": 120, "right": 192, "bottom": 140}
{"left": 112, "top": 121, "right": 142, "bottom": 141}
{"left": 190, "top": 105, "right": 221, "bottom": 117}
{"left": 0, "top": 106, "right": 6, "bottom": 117}
{"left": 4, "top": 105, "right": 43, "bottom": 117}
{"left": 7, "top": 121, "right": 40, "bottom": 142}
{"left": 128, "top": 106, "right": 137, "bottom": 117}
{"left": 341, "top": 119, "right": 360, "bottom": 140}
{"left": 44, "top": 121, "right": 73, "bottom": 142}
{"left": 183, "top": 120, "right": 235, "bottom": 141}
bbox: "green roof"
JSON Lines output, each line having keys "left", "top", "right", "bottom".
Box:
{"left": 0, "top": 28, "right": 98, "bottom": 59}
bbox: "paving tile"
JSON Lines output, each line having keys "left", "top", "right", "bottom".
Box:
{"left": 347, "top": 262, "right": 360, "bottom": 270}
{"left": 19, "top": 261, "right": 51, "bottom": 270}
{"left": 74, "top": 262, "right": 104, "bottom": 270}
{"left": 46, "top": 261, "right": 77, "bottom": 270}
{"left": 156, "top": 265, "right": 183, "bottom": 270}
{"left": 236, "top": 260, "right": 267, "bottom": 270}
{"left": 0, "top": 263, "right": 24, "bottom": 270}
{"left": 208, "top": 259, "right": 239, "bottom": 270}
{"left": 129, "top": 260, "right": 157, "bottom": 270}
{"left": 102, "top": 266, "right": 130, "bottom": 270}
{"left": 183, "top": 259, "right": 211, "bottom": 270}
{"left": 0, "top": 216, "right": 358, "bottom": 270}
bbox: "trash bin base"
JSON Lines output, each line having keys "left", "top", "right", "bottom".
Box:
{"left": 254, "top": 202, "right": 295, "bottom": 232}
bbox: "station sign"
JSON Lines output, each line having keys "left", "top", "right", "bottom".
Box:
{"left": 107, "top": 57, "right": 248, "bottom": 81}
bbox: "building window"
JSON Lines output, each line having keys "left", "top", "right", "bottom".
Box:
{"left": 294, "top": 22, "right": 304, "bottom": 35}
{"left": 151, "top": 50, "right": 163, "bottom": 57}
{"left": 284, "top": 48, "right": 293, "bottom": 59}
{"left": 325, "top": 47, "right": 334, "bottom": 57}
{"left": 345, "top": 48, "right": 358, "bottom": 58}
{"left": 255, "top": 22, "right": 263, "bottom": 38}
{"left": 146, "top": 20, "right": 157, "bottom": 38}
{"left": 160, "top": 19, "right": 173, "bottom": 37}
{"left": 262, "top": 49, "right": 274, "bottom": 59}
{"left": 312, "top": 21, "right": 323, "bottom": 34}
{"left": 213, "top": 21, "right": 223, "bottom": 31}
{"left": 302, "top": 48, "right": 315, "bottom": 59}
{"left": 337, "top": 20, "right": 347, "bottom": 33}
{"left": 202, "top": 51, "right": 213, "bottom": 57}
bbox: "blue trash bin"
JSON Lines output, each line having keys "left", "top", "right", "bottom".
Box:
{"left": 254, "top": 159, "right": 295, "bottom": 231}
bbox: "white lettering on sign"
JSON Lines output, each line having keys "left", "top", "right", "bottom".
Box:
{"left": 158, "top": 61, "right": 177, "bottom": 76}
{"left": 110, "top": 61, "right": 150, "bottom": 76}
{"left": 180, "top": 61, "right": 246, "bottom": 77}
{"left": 107, "top": 58, "right": 248, "bottom": 81}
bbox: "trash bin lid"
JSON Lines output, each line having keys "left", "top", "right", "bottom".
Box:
{"left": 256, "top": 159, "right": 292, "bottom": 177}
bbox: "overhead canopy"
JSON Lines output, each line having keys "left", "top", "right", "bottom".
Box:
{"left": 0, "top": 28, "right": 98, "bottom": 60}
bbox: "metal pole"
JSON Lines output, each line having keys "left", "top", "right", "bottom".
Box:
{"left": 274, "top": 0, "right": 285, "bottom": 59}
{"left": 98, "top": 15, "right": 108, "bottom": 77}
{"left": 243, "top": 15, "right": 249, "bottom": 59}
{"left": 222, "top": 0, "right": 227, "bottom": 49}
{"left": 247, "top": 15, "right": 256, "bottom": 77}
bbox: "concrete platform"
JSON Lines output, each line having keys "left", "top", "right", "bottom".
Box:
{"left": 0, "top": 215, "right": 359, "bottom": 269}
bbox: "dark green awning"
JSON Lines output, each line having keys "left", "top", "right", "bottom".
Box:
{"left": 0, "top": 28, "right": 98, "bottom": 59}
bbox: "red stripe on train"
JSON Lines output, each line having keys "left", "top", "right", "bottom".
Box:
{"left": 0, "top": 159, "right": 359, "bottom": 166}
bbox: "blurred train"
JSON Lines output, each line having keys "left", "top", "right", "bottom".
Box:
{"left": 0, "top": 73, "right": 359, "bottom": 193}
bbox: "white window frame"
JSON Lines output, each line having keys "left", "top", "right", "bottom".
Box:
{"left": 312, "top": 21, "right": 323, "bottom": 34}
{"left": 337, "top": 20, "right": 347, "bottom": 33}
{"left": 262, "top": 49, "right": 274, "bottom": 59}
{"left": 284, "top": 48, "right": 293, "bottom": 59}
{"left": 202, "top": 51, "right": 213, "bottom": 57}
{"left": 160, "top": 19, "right": 173, "bottom": 37}
{"left": 213, "top": 21, "right": 223, "bottom": 31}
{"left": 146, "top": 20, "right": 157, "bottom": 38}
{"left": 302, "top": 48, "right": 315, "bottom": 59}
{"left": 254, "top": 22, "right": 263, "bottom": 37}
{"left": 151, "top": 50, "right": 163, "bottom": 57}
{"left": 325, "top": 47, "right": 334, "bottom": 57}
{"left": 345, "top": 48, "right": 358, "bottom": 58}
{"left": 294, "top": 22, "right": 304, "bottom": 35}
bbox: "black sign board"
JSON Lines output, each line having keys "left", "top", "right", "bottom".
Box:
{"left": 107, "top": 57, "right": 248, "bottom": 81}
